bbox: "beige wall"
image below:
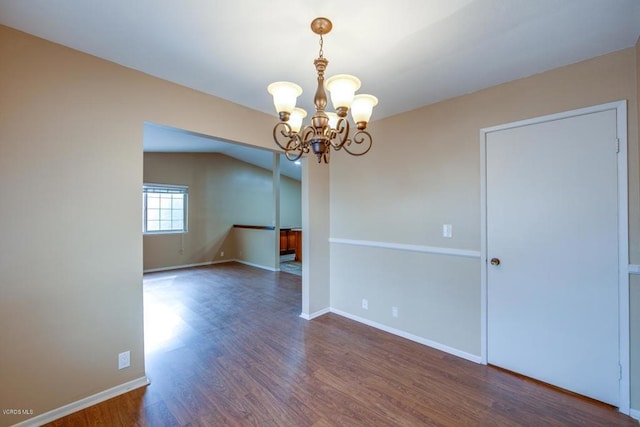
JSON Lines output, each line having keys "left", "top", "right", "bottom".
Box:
{"left": 0, "top": 25, "right": 277, "bottom": 425}
{"left": 143, "top": 152, "right": 300, "bottom": 271}
{"left": 233, "top": 227, "right": 277, "bottom": 270}
{"left": 280, "top": 173, "right": 302, "bottom": 229}
{"left": 302, "top": 158, "right": 330, "bottom": 316}
{"left": 330, "top": 47, "right": 640, "bottom": 410}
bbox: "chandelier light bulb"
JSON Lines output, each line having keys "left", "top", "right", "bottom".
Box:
{"left": 351, "top": 94, "right": 379, "bottom": 128}
{"left": 325, "top": 74, "right": 361, "bottom": 114}
{"left": 267, "top": 81, "right": 302, "bottom": 117}
{"left": 288, "top": 108, "right": 307, "bottom": 133}
{"left": 326, "top": 112, "right": 339, "bottom": 129}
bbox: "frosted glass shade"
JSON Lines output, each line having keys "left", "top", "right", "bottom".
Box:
{"left": 288, "top": 108, "right": 307, "bottom": 133}
{"left": 267, "top": 81, "right": 302, "bottom": 114}
{"left": 325, "top": 74, "right": 361, "bottom": 110}
{"left": 351, "top": 94, "right": 378, "bottom": 124}
{"left": 326, "top": 112, "right": 339, "bottom": 129}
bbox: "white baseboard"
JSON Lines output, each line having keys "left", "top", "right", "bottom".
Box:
{"left": 629, "top": 408, "right": 639, "bottom": 421}
{"left": 300, "top": 307, "right": 330, "bottom": 320}
{"left": 144, "top": 259, "right": 279, "bottom": 274}
{"left": 143, "top": 260, "right": 228, "bottom": 273}
{"left": 12, "top": 376, "right": 149, "bottom": 427}
{"left": 234, "top": 259, "right": 277, "bottom": 271}
{"left": 329, "top": 308, "right": 482, "bottom": 364}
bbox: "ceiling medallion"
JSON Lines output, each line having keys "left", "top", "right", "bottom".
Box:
{"left": 267, "top": 17, "right": 378, "bottom": 163}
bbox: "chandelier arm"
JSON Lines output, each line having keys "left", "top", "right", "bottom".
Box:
{"left": 273, "top": 122, "right": 297, "bottom": 150}
{"left": 342, "top": 130, "right": 373, "bottom": 156}
{"left": 328, "top": 117, "right": 350, "bottom": 150}
{"left": 273, "top": 122, "right": 306, "bottom": 162}
{"left": 300, "top": 125, "right": 315, "bottom": 145}
{"left": 321, "top": 149, "right": 329, "bottom": 163}
{"left": 285, "top": 134, "right": 304, "bottom": 152}
{"left": 284, "top": 148, "right": 304, "bottom": 162}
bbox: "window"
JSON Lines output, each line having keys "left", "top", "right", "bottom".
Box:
{"left": 143, "top": 184, "right": 188, "bottom": 234}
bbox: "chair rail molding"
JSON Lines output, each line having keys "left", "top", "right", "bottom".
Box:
{"left": 329, "top": 237, "right": 480, "bottom": 259}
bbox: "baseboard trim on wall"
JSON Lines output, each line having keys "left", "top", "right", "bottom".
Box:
{"left": 329, "top": 308, "right": 482, "bottom": 364}
{"left": 300, "top": 307, "right": 331, "bottom": 320}
{"left": 144, "top": 259, "right": 282, "bottom": 274}
{"left": 629, "top": 408, "right": 639, "bottom": 421}
{"left": 629, "top": 264, "right": 640, "bottom": 275}
{"left": 12, "top": 376, "right": 150, "bottom": 427}
{"left": 143, "top": 260, "right": 230, "bottom": 273}
{"left": 234, "top": 259, "right": 277, "bottom": 272}
{"left": 329, "top": 237, "right": 481, "bottom": 259}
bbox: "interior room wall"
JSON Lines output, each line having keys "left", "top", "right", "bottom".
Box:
{"left": 301, "top": 158, "right": 330, "bottom": 317}
{"left": 280, "top": 174, "right": 302, "bottom": 229}
{"left": 330, "top": 47, "right": 640, "bottom": 410}
{"left": 0, "top": 25, "right": 279, "bottom": 425}
{"left": 632, "top": 37, "right": 640, "bottom": 414}
{"left": 143, "top": 152, "right": 300, "bottom": 271}
{"left": 233, "top": 227, "right": 277, "bottom": 270}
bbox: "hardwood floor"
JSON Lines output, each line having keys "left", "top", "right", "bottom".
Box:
{"left": 46, "top": 263, "right": 637, "bottom": 426}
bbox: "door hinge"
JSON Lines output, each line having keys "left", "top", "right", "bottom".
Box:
{"left": 616, "top": 138, "right": 620, "bottom": 153}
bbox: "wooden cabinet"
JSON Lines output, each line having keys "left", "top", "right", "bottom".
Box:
{"left": 280, "top": 231, "right": 289, "bottom": 253}
{"left": 280, "top": 229, "right": 302, "bottom": 262}
{"left": 293, "top": 230, "right": 302, "bottom": 262}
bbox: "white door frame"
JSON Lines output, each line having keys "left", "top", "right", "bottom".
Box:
{"left": 479, "top": 100, "right": 629, "bottom": 414}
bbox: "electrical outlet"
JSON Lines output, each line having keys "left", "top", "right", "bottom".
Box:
{"left": 118, "top": 351, "right": 130, "bottom": 370}
{"left": 442, "top": 224, "right": 453, "bottom": 238}
{"left": 392, "top": 306, "right": 399, "bottom": 318}
{"left": 362, "top": 299, "right": 368, "bottom": 310}
{"left": 220, "top": 251, "right": 224, "bottom": 257}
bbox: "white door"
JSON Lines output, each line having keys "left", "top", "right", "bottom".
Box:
{"left": 486, "top": 109, "right": 619, "bottom": 405}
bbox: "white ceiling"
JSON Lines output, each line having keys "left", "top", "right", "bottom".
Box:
{"left": 1, "top": 0, "right": 639, "bottom": 178}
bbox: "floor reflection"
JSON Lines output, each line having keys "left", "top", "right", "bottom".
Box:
{"left": 143, "top": 275, "right": 184, "bottom": 354}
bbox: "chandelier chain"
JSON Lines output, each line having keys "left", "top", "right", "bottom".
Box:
{"left": 318, "top": 34, "right": 324, "bottom": 59}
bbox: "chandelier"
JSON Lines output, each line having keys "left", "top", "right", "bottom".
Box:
{"left": 267, "top": 17, "right": 378, "bottom": 164}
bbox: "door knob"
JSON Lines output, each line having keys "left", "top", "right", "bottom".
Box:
{"left": 490, "top": 258, "right": 501, "bottom": 266}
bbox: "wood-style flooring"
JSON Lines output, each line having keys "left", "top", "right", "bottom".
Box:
{"left": 46, "top": 263, "right": 637, "bottom": 426}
